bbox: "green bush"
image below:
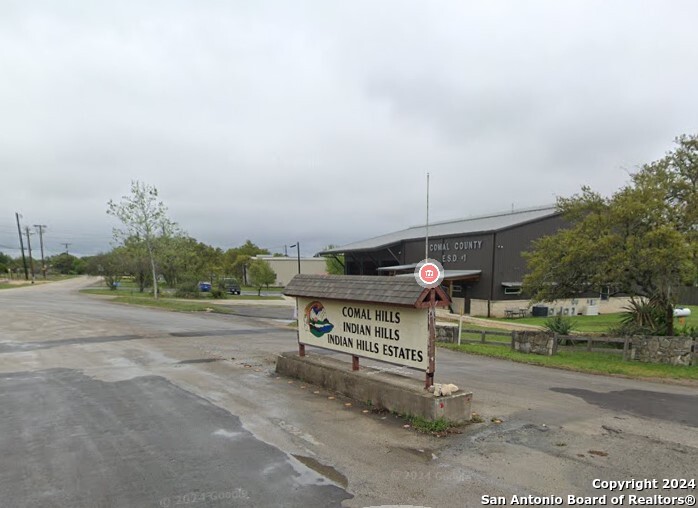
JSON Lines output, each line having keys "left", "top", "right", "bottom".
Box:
{"left": 677, "top": 324, "right": 698, "bottom": 338}
{"left": 210, "top": 288, "right": 225, "bottom": 299}
{"left": 175, "top": 281, "right": 200, "bottom": 299}
{"left": 544, "top": 315, "right": 574, "bottom": 335}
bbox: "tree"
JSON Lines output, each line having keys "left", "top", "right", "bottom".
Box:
{"left": 0, "top": 251, "right": 11, "bottom": 275}
{"left": 237, "top": 240, "right": 269, "bottom": 257}
{"left": 523, "top": 135, "right": 698, "bottom": 336}
{"left": 50, "top": 253, "right": 79, "bottom": 274}
{"left": 107, "top": 181, "right": 180, "bottom": 298}
{"left": 85, "top": 249, "right": 128, "bottom": 289}
{"left": 247, "top": 259, "right": 276, "bottom": 296}
{"left": 157, "top": 236, "right": 224, "bottom": 287}
{"left": 222, "top": 240, "right": 270, "bottom": 283}
{"left": 323, "top": 245, "right": 345, "bottom": 275}
{"left": 121, "top": 236, "right": 152, "bottom": 292}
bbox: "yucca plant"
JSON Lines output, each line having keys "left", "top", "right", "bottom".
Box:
{"left": 617, "top": 296, "right": 669, "bottom": 336}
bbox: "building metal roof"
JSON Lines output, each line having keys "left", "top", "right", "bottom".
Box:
{"left": 394, "top": 270, "right": 481, "bottom": 281}
{"left": 376, "top": 263, "right": 419, "bottom": 272}
{"left": 283, "top": 274, "right": 450, "bottom": 308}
{"left": 321, "top": 206, "right": 558, "bottom": 254}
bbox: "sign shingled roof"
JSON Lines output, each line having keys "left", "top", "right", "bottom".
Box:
{"left": 283, "top": 274, "right": 450, "bottom": 308}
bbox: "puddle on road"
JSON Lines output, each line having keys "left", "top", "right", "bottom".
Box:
{"left": 292, "top": 455, "right": 348, "bottom": 488}
{"left": 177, "top": 358, "right": 220, "bottom": 364}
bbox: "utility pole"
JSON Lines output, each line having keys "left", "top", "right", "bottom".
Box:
{"left": 24, "top": 227, "right": 35, "bottom": 283}
{"left": 15, "top": 212, "right": 29, "bottom": 281}
{"left": 34, "top": 225, "right": 47, "bottom": 279}
{"left": 284, "top": 245, "right": 288, "bottom": 257}
{"left": 62, "top": 243, "right": 71, "bottom": 255}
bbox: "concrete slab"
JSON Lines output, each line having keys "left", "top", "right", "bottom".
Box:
{"left": 276, "top": 351, "right": 472, "bottom": 423}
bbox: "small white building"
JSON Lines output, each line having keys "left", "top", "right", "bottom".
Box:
{"left": 251, "top": 255, "right": 328, "bottom": 286}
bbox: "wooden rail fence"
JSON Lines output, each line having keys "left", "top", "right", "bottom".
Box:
{"left": 455, "top": 329, "right": 634, "bottom": 360}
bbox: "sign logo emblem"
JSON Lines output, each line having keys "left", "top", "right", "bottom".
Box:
{"left": 304, "top": 301, "right": 334, "bottom": 337}
{"left": 414, "top": 259, "right": 444, "bottom": 288}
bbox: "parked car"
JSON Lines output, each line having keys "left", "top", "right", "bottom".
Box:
{"left": 222, "top": 278, "right": 241, "bottom": 295}
{"left": 198, "top": 281, "right": 212, "bottom": 292}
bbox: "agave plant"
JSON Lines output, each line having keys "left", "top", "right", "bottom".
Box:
{"left": 544, "top": 315, "right": 574, "bottom": 335}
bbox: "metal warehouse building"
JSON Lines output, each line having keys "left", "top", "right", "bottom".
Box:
{"left": 322, "top": 206, "right": 567, "bottom": 317}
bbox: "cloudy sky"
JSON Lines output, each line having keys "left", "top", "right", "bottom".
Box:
{"left": 1, "top": 1, "right": 697, "bottom": 258}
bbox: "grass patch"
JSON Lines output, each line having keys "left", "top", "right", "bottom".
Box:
{"left": 405, "top": 415, "right": 453, "bottom": 434}
{"left": 82, "top": 290, "right": 282, "bottom": 315}
{"left": 82, "top": 288, "right": 154, "bottom": 297}
{"left": 110, "top": 296, "right": 238, "bottom": 315}
{"left": 0, "top": 274, "right": 79, "bottom": 289}
{"left": 492, "top": 306, "right": 698, "bottom": 334}
{"left": 440, "top": 343, "right": 698, "bottom": 381}
{"left": 0, "top": 282, "right": 32, "bottom": 289}
{"left": 230, "top": 295, "right": 283, "bottom": 300}
{"left": 677, "top": 305, "right": 698, "bottom": 328}
{"left": 81, "top": 288, "right": 282, "bottom": 301}
{"left": 494, "top": 313, "right": 623, "bottom": 333}
{"left": 242, "top": 285, "right": 284, "bottom": 293}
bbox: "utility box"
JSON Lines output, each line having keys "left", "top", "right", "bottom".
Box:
{"left": 532, "top": 305, "right": 548, "bottom": 317}
{"left": 585, "top": 305, "right": 599, "bottom": 316}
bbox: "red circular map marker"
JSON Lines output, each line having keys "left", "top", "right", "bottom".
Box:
{"left": 414, "top": 259, "right": 444, "bottom": 288}
{"left": 418, "top": 263, "right": 440, "bottom": 285}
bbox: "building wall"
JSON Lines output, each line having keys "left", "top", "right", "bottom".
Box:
{"left": 345, "top": 249, "right": 402, "bottom": 275}
{"left": 403, "top": 233, "right": 495, "bottom": 300}
{"left": 335, "top": 213, "right": 638, "bottom": 317}
{"left": 471, "top": 296, "right": 633, "bottom": 318}
{"left": 253, "top": 257, "right": 327, "bottom": 286}
{"left": 491, "top": 214, "right": 567, "bottom": 300}
{"left": 398, "top": 215, "right": 565, "bottom": 303}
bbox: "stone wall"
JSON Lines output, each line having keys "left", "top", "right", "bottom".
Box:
{"left": 276, "top": 352, "right": 472, "bottom": 423}
{"left": 435, "top": 324, "right": 458, "bottom": 343}
{"left": 631, "top": 336, "right": 695, "bottom": 366}
{"left": 512, "top": 331, "right": 557, "bottom": 356}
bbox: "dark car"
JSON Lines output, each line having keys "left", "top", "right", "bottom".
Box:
{"left": 223, "top": 278, "right": 241, "bottom": 295}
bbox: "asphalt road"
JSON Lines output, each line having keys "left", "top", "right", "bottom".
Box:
{"left": 1, "top": 277, "right": 696, "bottom": 508}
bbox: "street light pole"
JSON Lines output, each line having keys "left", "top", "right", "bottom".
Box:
{"left": 290, "top": 242, "right": 301, "bottom": 274}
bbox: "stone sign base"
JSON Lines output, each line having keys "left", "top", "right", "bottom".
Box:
{"left": 512, "top": 331, "right": 557, "bottom": 356}
{"left": 276, "top": 352, "right": 472, "bottom": 424}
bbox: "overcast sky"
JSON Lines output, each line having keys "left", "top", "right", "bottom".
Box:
{"left": 1, "top": 1, "right": 697, "bottom": 258}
